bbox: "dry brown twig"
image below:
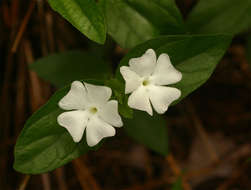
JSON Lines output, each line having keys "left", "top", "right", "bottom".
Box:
{"left": 185, "top": 101, "right": 219, "bottom": 163}
{"left": 23, "top": 39, "right": 52, "bottom": 190}
{"left": 14, "top": 44, "right": 28, "bottom": 133}
{"left": 18, "top": 175, "right": 31, "bottom": 190}
{"left": 0, "top": 0, "right": 23, "bottom": 187}
{"left": 123, "top": 177, "right": 173, "bottom": 190}
{"left": 11, "top": 0, "right": 35, "bottom": 53}
{"left": 216, "top": 162, "right": 249, "bottom": 190}
{"left": 73, "top": 158, "right": 102, "bottom": 190}
{"left": 54, "top": 167, "right": 68, "bottom": 190}
{"left": 166, "top": 154, "right": 192, "bottom": 190}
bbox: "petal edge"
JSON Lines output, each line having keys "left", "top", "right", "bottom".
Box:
{"left": 120, "top": 66, "right": 141, "bottom": 94}
{"left": 129, "top": 49, "right": 157, "bottom": 77}
{"left": 152, "top": 54, "right": 182, "bottom": 86}
{"left": 128, "top": 86, "right": 153, "bottom": 116}
{"left": 86, "top": 116, "right": 115, "bottom": 147}
{"left": 57, "top": 110, "right": 89, "bottom": 142}
{"left": 58, "top": 81, "right": 88, "bottom": 110}
{"left": 149, "top": 86, "right": 181, "bottom": 114}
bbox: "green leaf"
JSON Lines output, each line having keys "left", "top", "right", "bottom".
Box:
{"left": 48, "top": 0, "right": 106, "bottom": 44}
{"left": 100, "top": 0, "right": 185, "bottom": 48}
{"left": 171, "top": 178, "right": 183, "bottom": 190}
{"left": 105, "top": 79, "right": 133, "bottom": 118}
{"left": 30, "top": 51, "right": 112, "bottom": 87}
{"left": 14, "top": 80, "right": 102, "bottom": 174}
{"left": 186, "top": 0, "right": 251, "bottom": 34}
{"left": 124, "top": 110, "right": 168, "bottom": 155}
{"left": 116, "top": 34, "right": 232, "bottom": 104}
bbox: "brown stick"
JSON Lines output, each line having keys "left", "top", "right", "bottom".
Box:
{"left": 186, "top": 101, "right": 219, "bottom": 162}
{"left": 73, "top": 158, "right": 101, "bottom": 190}
{"left": 11, "top": 0, "right": 35, "bottom": 53}
{"left": 23, "top": 39, "right": 52, "bottom": 190}
{"left": 166, "top": 154, "right": 192, "bottom": 190}
{"left": 14, "top": 44, "right": 28, "bottom": 133}
{"left": 54, "top": 167, "right": 68, "bottom": 190}
{"left": 184, "top": 143, "right": 251, "bottom": 181}
{"left": 10, "top": 0, "right": 19, "bottom": 28}
{"left": 123, "top": 177, "right": 173, "bottom": 190}
{"left": 0, "top": 51, "right": 15, "bottom": 189}
{"left": 45, "top": 12, "right": 55, "bottom": 52}
{"left": 18, "top": 175, "right": 31, "bottom": 190}
{"left": 0, "top": 0, "right": 23, "bottom": 186}
{"left": 2, "top": 1, "right": 11, "bottom": 28}
{"left": 217, "top": 162, "right": 248, "bottom": 190}
{"left": 23, "top": 40, "right": 46, "bottom": 110}
{"left": 41, "top": 173, "right": 51, "bottom": 190}
{"left": 37, "top": 0, "right": 49, "bottom": 56}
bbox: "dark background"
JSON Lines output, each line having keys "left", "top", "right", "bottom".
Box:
{"left": 1, "top": 0, "right": 251, "bottom": 189}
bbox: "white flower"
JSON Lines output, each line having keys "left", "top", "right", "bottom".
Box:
{"left": 120, "top": 49, "right": 182, "bottom": 116}
{"left": 57, "top": 81, "right": 123, "bottom": 147}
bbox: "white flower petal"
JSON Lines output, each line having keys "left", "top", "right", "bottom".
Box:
{"left": 149, "top": 85, "right": 181, "bottom": 114}
{"left": 86, "top": 116, "right": 115, "bottom": 147}
{"left": 99, "top": 100, "right": 123, "bottom": 127}
{"left": 152, "top": 54, "right": 182, "bottom": 85}
{"left": 128, "top": 86, "right": 152, "bottom": 116}
{"left": 57, "top": 110, "right": 89, "bottom": 142}
{"left": 58, "top": 81, "right": 88, "bottom": 110}
{"left": 120, "top": 66, "right": 141, "bottom": 94}
{"left": 129, "top": 49, "right": 156, "bottom": 77}
{"left": 84, "top": 82, "right": 112, "bottom": 105}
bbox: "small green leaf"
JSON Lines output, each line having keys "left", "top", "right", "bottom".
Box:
{"left": 118, "top": 95, "right": 133, "bottom": 119}
{"left": 105, "top": 79, "right": 133, "bottom": 118}
{"left": 14, "top": 80, "right": 102, "bottom": 174}
{"left": 186, "top": 0, "right": 251, "bottom": 34}
{"left": 124, "top": 110, "right": 168, "bottom": 155}
{"left": 48, "top": 0, "right": 106, "bottom": 44}
{"left": 171, "top": 178, "right": 183, "bottom": 190}
{"left": 30, "top": 51, "right": 112, "bottom": 87}
{"left": 116, "top": 34, "right": 232, "bottom": 104}
{"left": 100, "top": 0, "right": 185, "bottom": 48}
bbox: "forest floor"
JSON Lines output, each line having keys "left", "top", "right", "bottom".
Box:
{"left": 1, "top": 0, "right": 251, "bottom": 189}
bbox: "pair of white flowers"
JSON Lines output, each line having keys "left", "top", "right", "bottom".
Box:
{"left": 57, "top": 49, "right": 182, "bottom": 147}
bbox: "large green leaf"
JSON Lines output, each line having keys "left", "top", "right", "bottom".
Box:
{"left": 116, "top": 34, "right": 232, "bottom": 103}
{"left": 30, "top": 51, "right": 112, "bottom": 87}
{"left": 124, "top": 110, "right": 168, "bottom": 155}
{"left": 186, "top": 0, "right": 251, "bottom": 34}
{"left": 14, "top": 80, "right": 103, "bottom": 174}
{"left": 100, "top": 0, "right": 185, "bottom": 48}
{"left": 48, "top": 0, "right": 106, "bottom": 44}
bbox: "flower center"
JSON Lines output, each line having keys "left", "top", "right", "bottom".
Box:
{"left": 142, "top": 79, "right": 150, "bottom": 86}
{"left": 89, "top": 107, "right": 98, "bottom": 114}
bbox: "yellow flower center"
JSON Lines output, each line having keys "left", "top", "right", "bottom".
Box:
{"left": 142, "top": 79, "right": 150, "bottom": 86}
{"left": 89, "top": 107, "right": 98, "bottom": 114}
